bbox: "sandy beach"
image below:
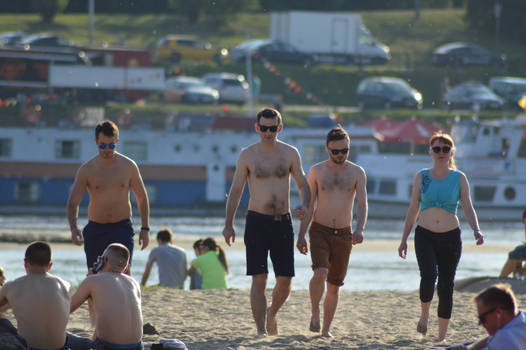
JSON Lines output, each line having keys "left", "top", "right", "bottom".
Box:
{"left": 2, "top": 237, "right": 525, "bottom": 349}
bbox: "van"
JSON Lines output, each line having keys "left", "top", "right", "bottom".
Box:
{"left": 201, "top": 73, "right": 250, "bottom": 105}
{"left": 155, "top": 35, "right": 226, "bottom": 63}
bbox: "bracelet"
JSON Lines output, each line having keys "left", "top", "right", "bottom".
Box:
{"left": 474, "top": 229, "right": 481, "bottom": 233}
{"left": 141, "top": 226, "right": 150, "bottom": 231}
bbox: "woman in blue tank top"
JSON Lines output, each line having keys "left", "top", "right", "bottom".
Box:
{"left": 398, "top": 132, "right": 485, "bottom": 342}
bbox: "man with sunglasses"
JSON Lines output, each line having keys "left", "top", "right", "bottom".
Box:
{"left": 449, "top": 284, "right": 526, "bottom": 350}
{"left": 222, "top": 108, "right": 310, "bottom": 336}
{"left": 67, "top": 120, "right": 150, "bottom": 273}
{"left": 298, "top": 126, "right": 367, "bottom": 338}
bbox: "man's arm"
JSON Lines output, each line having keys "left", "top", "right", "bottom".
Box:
{"left": 222, "top": 151, "right": 249, "bottom": 246}
{"left": 296, "top": 166, "right": 317, "bottom": 254}
{"left": 130, "top": 162, "right": 150, "bottom": 250}
{"left": 290, "top": 148, "right": 310, "bottom": 218}
{"left": 67, "top": 166, "right": 88, "bottom": 245}
{"left": 140, "top": 260, "right": 154, "bottom": 286}
{"left": 353, "top": 166, "right": 368, "bottom": 245}
{"left": 70, "top": 279, "right": 92, "bottom": 313}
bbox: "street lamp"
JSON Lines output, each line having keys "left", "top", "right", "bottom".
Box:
{"left": 494, "top": 2, "right": 502, "bottom": 54}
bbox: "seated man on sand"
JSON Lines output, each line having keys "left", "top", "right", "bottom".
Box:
{"left": 71, "top": 243, "right": 143, "bottom": 350}
{"left": 140, "top": 228, "right": 187, "bottom": 289}
{"left": 449, "top": 283, "right": 526, "bottom": 350}
{"left": 0, "top": 241, "right": 92, "bottom": 350}
{"left": 499, "top": 209, "right": 526, "bottom": 279}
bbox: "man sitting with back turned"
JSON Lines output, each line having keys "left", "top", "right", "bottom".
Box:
{"left": 141, "top": 228, "right": 187, "bottom": 289}
{"left": 71, "top": 243, "right": 143, "bottom": 350}
{"left": 0, "top": 241, "right": 92, "bottom": 350}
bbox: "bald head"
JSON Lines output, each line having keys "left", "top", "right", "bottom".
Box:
{"left": 102, "top": 243, "right": 130, "bottom": 272}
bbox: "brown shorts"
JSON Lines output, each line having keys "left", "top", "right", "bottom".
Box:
{"left": 309, "top": 221, "right": 353, "bottom": 286}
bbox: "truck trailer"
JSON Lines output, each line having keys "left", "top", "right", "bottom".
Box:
{"left": 270, "top": 11, "right": 390, "bottom": 65}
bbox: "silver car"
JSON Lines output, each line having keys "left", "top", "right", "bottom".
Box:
{"left": 201, "top": 73, "right": 250, "bottom": 105}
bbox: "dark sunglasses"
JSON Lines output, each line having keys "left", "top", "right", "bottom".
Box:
{"left": 99, "top": 143, "right": 116, "bottom": 150}
{"left": 329, "top": 148, "right": 349, "bottom": 155}
{"left": 258, "top": 124, "right": 279, "bottom": 133}
{"left": 432, "top": 146, "right": 451, "bottom": 154}
{"left": 478, "top": 306, "right": 498, "bottom": 325}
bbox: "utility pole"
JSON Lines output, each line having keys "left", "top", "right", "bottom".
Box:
{"left": 494, "top": 2, "right": 502, "bottom": 54}
{"left": 89, "top": 0, "right": 94, "bottom": 46}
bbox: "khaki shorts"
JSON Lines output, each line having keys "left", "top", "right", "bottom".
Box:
{"left": 309, "top": 221, "right": 352, "bottom": 286}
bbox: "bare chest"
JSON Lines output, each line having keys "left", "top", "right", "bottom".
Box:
{"left": 318, "top": 170, "right": 355, "bottom": 193}
{"left": 249, "top": 158, "right": 290, "bottom": 179}
{"left": 87, "top": 166, "right": 130, "bottom": 192}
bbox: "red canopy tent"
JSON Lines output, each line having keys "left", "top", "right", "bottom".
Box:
{"left": 381, "top": 118, "right": 441, "bottom": 144}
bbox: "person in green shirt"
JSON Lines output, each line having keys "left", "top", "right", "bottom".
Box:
{"left": 187, "top": 238, "right": 229, "bottom": 289}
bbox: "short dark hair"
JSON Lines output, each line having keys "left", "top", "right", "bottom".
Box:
{"left": 256, "top": 108, "right": 282, "bottom": 125}
{"left": 474, "top": 283, "right": 517, "bottom": 316}
{"left": 25, "top": 241, "right": 52, "bottom": 266}
{"left": 105, "top": 243, "right": 130, "bottom": 270}
{"left": 193, "top": 239, "right": 203, "bottom": 250}
{"left": 157, "top": 228, "right": 172, "bottom": 243}
{"left": 326, "top": 125, "right": 350, "bottom": 146}
{"left": 95, "top": 120, "right": 119, "bottom": 140}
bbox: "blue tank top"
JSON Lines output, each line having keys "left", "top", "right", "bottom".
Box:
{"left": 419, "top": 169, "right": 461, "bottom": 214}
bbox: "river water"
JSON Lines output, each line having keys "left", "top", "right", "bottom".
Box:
{"left": 0, "top": 215, "right": 522, "bottom": 291}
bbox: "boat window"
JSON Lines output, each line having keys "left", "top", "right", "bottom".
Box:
{"left": 473, "top": 186, "right": 496, "bottom": 202}
{"left": 518, "top": 137, "right": 526, "bottom": 158}
{"left": 366, "top": 178, "right": 376, "bottom": 194}
{"left": 303, "top": 144, "right": 325, "bottom": 164}
{"left": 14, "top": 182, "right": 40, "bottom": 203}
{"left": 482, "top": 127, "right": 490, "bottom": 136}
{"left": 55, "top": 140, "right": 80, "bottom": 159}
{"left": 408, "top": 184, "right": 413, "bottom": 198}
{"left": 231, "top": 145, "right": 238, "bottom": 153}
{"left": 211, "top": 145, "right": 219, "bottom": 153}
{"left": 174, "top": 144, "right": 181, "bottom": 152}
{"left": 0, "top": 138, "right": 12, "bottom": 157}
{"left": 193, "top": 144, "right": 200, "bottom": 152}
{"left": 123, "top": 141, "right": 147, "bottom": 161}
{"left": 451, "top": 123, "right": 478, "bottom": 144}
{"left": 379, "top": 142, "right": 410, "bottom": 154}
{"left": 379, "top": 179, "right": 396, "bottom": 195}
{"left": 358, "top": 145, "right": 371, "bottom": 153}
{"left": 504, "top": 187, "right": 516, "bottom": 201}
{"left": 131, "top": 184, "right": 156, "bottom": 204}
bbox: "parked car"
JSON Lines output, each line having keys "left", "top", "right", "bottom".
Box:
{"left": 228, "top": 40, "right": 316, "bottom": 66}
{"left": 155, "top": 35, "right": 227, "bottom": 63}
{"left": 201, "top": 73, "right": 250, "bottom": 105}
{"left": 489, "top": 76, "right": 526, "bottom": 109}
{"left": 443, "top": 82, "right": 504, "bottom": 111}
{"left": 431, "top": 42, "right": 505, "bottom": 67}
{"left": 0, "top": 32, "right": 26, "bottom": 46}
{"left": 19, "top": 33, "right": 75, "bottom": 49}
{"left": 163, "top": 76, "right": 219, "bottom": 104}
{"left": 356, "top": 77, "right": 423, "bottom": 109}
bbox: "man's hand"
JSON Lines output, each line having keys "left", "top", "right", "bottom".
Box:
{"left": 292, "top": 205, "right": 307, "bottom": 221}
{"left": 139, "top": 229, "right": 150, "bottom": 250}
{"left": 296, "top": 236, "right": 308, "bottom": 255}
{"left": 474, "top": 231, "right": 484, "bottom": 246}
{"left": 71, "top": 227, "right": 83, "bottom": 246}
{"left": 398, "top": 240, "right": 408, "bottom": 259}
{"left": 352, "top": 231, "right": 364, "bottom": 245}
{"left": 223, "top": 226, "right": 235, "bottom": 247}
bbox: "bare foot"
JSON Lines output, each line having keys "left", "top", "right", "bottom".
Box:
{"left": 416, "top": 318, "right": 427, "bottom": 336}
{"left": 256, "top": 330, "right": 267, "bottom": 338}
{"left": 309, "top": 317, "right": 320, "bottom": 332}
{"left": 266, "top": 308, "right": 278, "bottom": 335}
{"left": 321, "top": 331, "right": 333, "bottom": 338}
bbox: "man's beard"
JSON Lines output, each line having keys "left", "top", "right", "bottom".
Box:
{"left": 330, "top": 155, "right": 346, "bottom": 164}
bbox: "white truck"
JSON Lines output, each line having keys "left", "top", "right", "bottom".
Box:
{"left": 270, "top": 11, "right": 390, "bottom": 65}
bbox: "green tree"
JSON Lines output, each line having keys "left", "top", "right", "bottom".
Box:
{"left": 32, "top": 0, "right": 69, "bottom": 23}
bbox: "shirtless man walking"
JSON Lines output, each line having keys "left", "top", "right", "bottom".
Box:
{"left": 0, "top": 241, "right": 91, "bottom": 350}
{"left": 298, "top": 126, "right": 368, "bottom": 337}
{"left": 67, "top": 120, "right": 150, "bottom": 272}
{"left": 222, "top": 108, "right": 310, "bottom": 336}
{"left": 70, "top": 243, "right": 143, "bottom": 350}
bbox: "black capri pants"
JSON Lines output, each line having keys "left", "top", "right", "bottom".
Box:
{"left": 414, "top": 225, "right": 462, "bottom": 319}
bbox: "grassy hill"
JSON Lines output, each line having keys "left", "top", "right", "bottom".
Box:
{"left": 0, "top": 9, "right": 524, "bottom": 126}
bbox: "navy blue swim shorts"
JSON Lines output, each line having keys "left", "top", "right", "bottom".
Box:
{"left": 244, "top": 210, "right": 294, "bottom": 277}
{"left": 83, "top": 219, "right": 134, "bottom": 269}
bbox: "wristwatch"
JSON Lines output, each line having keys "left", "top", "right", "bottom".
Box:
{"left": 141, "top": 226, "right": 150, "bottom": 231}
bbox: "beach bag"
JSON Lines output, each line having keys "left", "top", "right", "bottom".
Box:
{"left": 150, "top": 338, "right": 187, "bottom": 350}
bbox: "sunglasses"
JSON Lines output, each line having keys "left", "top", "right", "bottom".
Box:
{"left": 258, "top": 124, "right": 279, "bottom": 133}
{"left": 478, "top": 306, "right": 498, "bottom": 325}
{"left": 432, "top": 146, "right": 451, "bottom": 154}
{"left": 329, "top": 148, "right": 349, "bottom": 155}
{"left": 99, "top": 143, "right": 116, "bottom": 150}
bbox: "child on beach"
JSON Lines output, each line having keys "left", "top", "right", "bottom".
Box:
{"left": 187, "top": 238, "right": 229, "bottom": 289}
{"left": 190, "top": 239, "right": 203, "bottom": 290}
